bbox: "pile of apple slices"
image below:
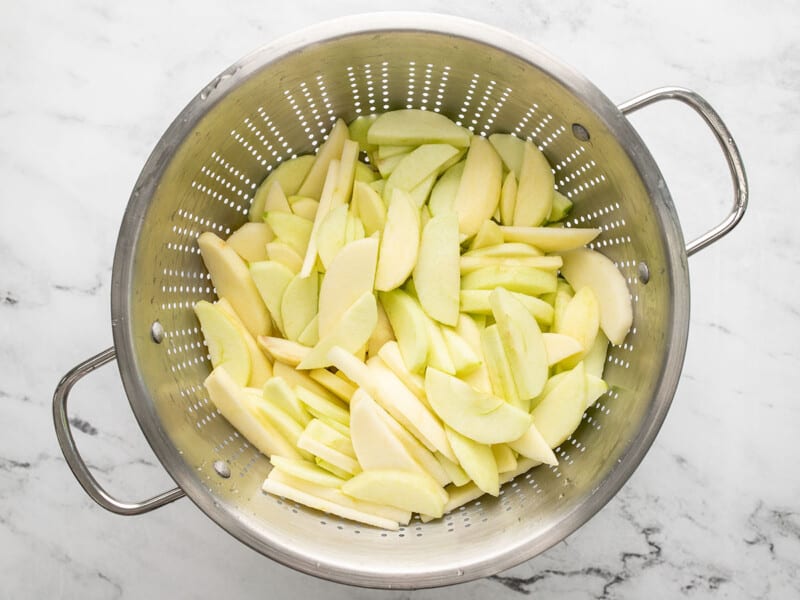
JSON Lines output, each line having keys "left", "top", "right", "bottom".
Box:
{"left": 194, "top": 109, "right": 633, "bottom": 530}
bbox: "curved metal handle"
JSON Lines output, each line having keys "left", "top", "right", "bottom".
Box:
{"left": 52, "top": 347, "right": 185, "bottom": 515}
{"left": 618, "top": 86, "right": 748, "bottom": 256}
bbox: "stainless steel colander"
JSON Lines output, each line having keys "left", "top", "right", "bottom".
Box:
{"left": 52, "top": 13, "right": 747, "bottom": 589}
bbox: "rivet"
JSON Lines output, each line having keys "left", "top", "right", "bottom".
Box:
{"left": 213, "top": 460, "right": 231, "bottom": 479}
{"left": 150, "top": 321, "right": 164, "bottom": 344}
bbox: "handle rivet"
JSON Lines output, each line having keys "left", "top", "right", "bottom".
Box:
{"left": 638, "top": 261, "right": 650, "bottom": 284}
{"left": 571, "top": 123, "right": 590, "bottom": 141}
{"left": 213, "top": 460, "right": 231, "bottom": 478}
{"left": 150, "top": 321, "right": 165, "bottom": 344}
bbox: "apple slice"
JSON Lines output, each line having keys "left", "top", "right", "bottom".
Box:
{"left": 204, "top": 367, "right": 300, "bottom": 459}
{"left": 531, "top": 362, "right": 587, "bottom": 448}
{"left": 194, "top": 300, "right": 251, "bottom": 385}
{"left": 298, "top": 419, "right": 360, "bottom": 475}
{"left": 227, "top": 222, "right": 273, "bottom": 262}
{"left": 257, "top": 336, "right": 310, "bottom": 367}
{"left": 215, "top": 297, "right": 273, "bottom": 387}
{"left": 376, "top": 153, "right": 408, "bottom": 178}
{"left": 375, "top": 189, "right": 420, "bottom": 291}
{"left": 551, "top": 279, "right": 575, "bottom": 332}
{"left": 559, "top": 247, "right": 633, "bottom": 345}
{"left": 424, "top": 368, "right": 531, "bottom": 445}
{"left": 376, "top": 341, "right": 427, "bottom": 401}
{"left": 385, "top": 144, "right": 460, "bottom": 197}
{"left": 453, "top": 136, "right": 503, "bottom": 237}
{"left": 297, "top": 291, "right": 378, "bottom": 370}
{"left": 198, "top": 232, "right": 271, "bottom": 338}
{"left": 421, "top": 314, "right": 456, "bottom": 375}
{"left": 354, "top": 161, "right": 378, "bottom": 183}
{"left": 492, "top": 444, "right": 517, "bottom": 474}
{"left": 331, "top": 139, "right": 360, "bottom": 208}
{"left": 249, "top": 155, "right": 315, "bottom": 221}
{"left": 290, "top": 197, "right": 319, "bottom": 221}
{"left": 583, "top": 330, "right": 609, "bottom": 378}
{"left": 269, "top": 455, "right": 346, "bottom": 487}
{"left": 543, "top": 333, "right": 584, "bottom": 366}
{"left": 445, "top": 426, "right": 499, "bottom": 496}
{"left": 468, "top": 219, "right": 504, "bottom": 251}
{"left": 513, "top": 141, "right": 554, "bottom": 227}
{"left": 378, "top": 288, "right": 430, "bottom": 374}
{"left": 508, "top": 421, "right": 558, "bottom": 466}
{"left": 480, "top": 324, "right": 522, "bottom": 410}
{"left": 344, "top": 211, "right": 365, "bottom": 244}
{"left": 262, "top": 377, "right": 311, "bottom": 426}
{"left": 367, "top": 299, "right": 395, "bottom": 358}
{"left": 296, "top": 315, "right": 319, "bottom": 347}
{"left": 295, "top": 386, "right": 349, "bottom": 426}
{"left": 554, "top": 286, "right": 600, "bottom": 368}
{"left": 489, "top": 133, "right": 525, "bottom": 178}
{"left": 459, "top": 289, "right": 554, "bottom": 327}
{"left": 454, "top": 314, "right": 492, "bottom": 393}
{"left": 352, "top": 181, "right": 386, "bottom": 236}
{"left": 318, "top": 236, "right": 379, "bottom": 339}
{"left": 378, "top": 144, "right": 415, "bottom": 159}
{"left": 308, "top": 369, "right": 356, "bottom": 403}
{"left": 461, "top": 265, "right": 557, "bottom": 296}
{"left": 249, "top": 261, "right": 294, "bottom": 335}
{"left": 408, "top": 173, "right": 438, "bottom": 208}
{"left": 459, "top": 255, "right": 562, "bottom": 274}
{"left": 548, "top": 190, "right": 573, "bottom": 222}
{"left": 280, "top": 272, "right": 318, "bottom": 342}
{"left": 462, "top": 242, "right": 542, "bottom": 259}
{"left": 348, "top": 114, "right": 378, "bottom": 153}
{"left": 428, "top": 160, "right": 464, "bottom": 216}
{"left": 341, "top": 469, "right": 447, "bottom": 518}
{"left": 490, "top": 287, "right": 548, "bottom": 401}
{"left": 297, "top": 118, "right": 349, "bottom": 200}
{"left": 500, "top": 225, "right": 601, "bottom": 252}
{"left": 265, "top": 211, "right": 313, "bottom": 257}
{"left": 266, "top": 241, "right": 303, "bottom": 273}
{"left": 272, "top": 361, "right": 339, "bottom": 405}
{"left": 585, "top": 374, "right": 609, "bottom": 409}
{"left": 499, "top": 171, "right": 517, "bottom": 226}
{"left": 242, "top": 389, "right": 305, "bottom": 450}
{"left": 440, "top": 327, "right": 481, "bottom": 376}
{"left": 300, "top": 159, "right": 340, "bottom": 277}
{"left": 263, "top": 181, "right": 292, "bottom": 214}
{"left": 315, "top": 204, "right": 349, "bottom": 270}
{"left": 412, "top": 211, "right": 460, "bottom": 326}
{"left": 436, "top": 453, "right": 470, "bottom": 487}
{"left": 367, "top": 109, "right": 470, "bottom": 147}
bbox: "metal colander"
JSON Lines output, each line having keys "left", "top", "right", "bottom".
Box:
{"left": 53, "top": 14, "right": 747, "bottom": 589}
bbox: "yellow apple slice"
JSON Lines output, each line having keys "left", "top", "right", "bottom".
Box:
{"left": 249, "top": 155, "right": 315, "bottom": 221}
{"left": 297, "top": 118, "right": 349, "bottom": 200}
{"left": 265, "top": 211, "right": 313, "bottom": 257}
{"left": 583, "top": 330, "right": 609, "bottom": 378}
{"left": 424, "top": 367, "right": 531, "bottom": 445}
{"left": 204, "top": 367, "right": 300, "bottom": 459}
{"left": 280, "top": 272, "right": 318, "bottom": 342}
{"left": 298, "top": 419, "right": 360, "bottom": 475}
{"left": 315, "top": 203, "right": 349, "bottom": 270}
{"left": 559, "top": 247, "right": 633, "bottom": 345}
{"left": 257, "top": 336, "right": 310, "bottom": 367}
{"left": 459, "top": 255, "right": 562, "bottom": 274}
{"left": 378, "top": 144, "right": 415, "bottom": 159}
{"left": 407, "top": 173, "right": 438, "bottom": 208}
{"left": 272, "top": 361, "right": 339, "bottom": 405}
{"left": 513, "top": 141, "right": 554, "bottom": 227}
{"left": 376, "top": 153, "right": 408, "bottom": 178}
{"left": 341, "top": 469, "right": 447, "bottom": 518}
{"left": 551, "top": 279, "right": 575, "bottom": 332}
{"left": 366, "top": 299, "right": 395, "bottom": 358}
{"left": 375, "top": 189, "right": 420, "bottom": 291}
{"left": 489, "top": 133, "right": 525, "bottom": 178}
{"left": 308, "top": 369, "right": 356, "bottom": 403}
{"left": 348, "top": 114, "right": 378, "bottom": 153}
{"left": 554, "top": 286, "right": 600, "bottom": 368}
{"left": 500, "top": 225, "right": 601, "bottom": 252}
{"left": 242, "top": 389, "right": 305, "bottom": 450}
{"left": 295, "top": 386, "right": 349, "bottom": 427}
{"left": 499, "top": 171, "right": 518, "bottom": 226}
{"left": 344, "top": 211, "right": 365, "bottom": 244}
{"left": 297, "top": 291, "right": 378, "bottom": 370}
{"left": 490, "top": 287, "right": 548, "bottom": 401}
{"left": 492, "top": 444, "right": 517, "bottom": 474}
{"left": 462, "top": 242, "right": 543, "bottom": 258}
{"left": 263, "top": 181, "right": 292, "bottom": 214}
{"left": 354, "top": 161, "right": 378, "bottom": 183}
{"left": 300, "top": 159, "right": 340, "bottom": 277}
{"left": 384, "top": 144, "right": 460, "bottom": 201}
{"left": 445, "top": 426, "right": 499, "bottom": 496}
{"left": 468, "top": 219, "right": 505, "bottom": 251}
{"left": 194, "top": 300, "right": 251, "bottom": 385}
{"left": 375, "top": 341, "right": 427, "bottom": 400}
{"left": 531, "top": 362, "right": 588, "bottom": 448}
{"left": 352, "top": 181, "right": 386, "bottom": 236}
{"left": 266, "top": 241, "right": 303, "bottom": 274}
{"left": 508, "top": 421, "right": 558, "bottom": 466}
{"left": 269, "top": 456, "right": 346, "bottom": 487}
{"left": 428, "top": 160, "right": 464, "bottom": 217}
{"left": 440, "top": 327, "right": 481, "bottom": 376}
{"left": 455, "top": 314, "right": 492, "bottom": 393}
{"left": 296, "top": 314, "right": 319, "bottom": 347}
{"left": 585, "top": 374, "right": 609, "bottom": 409}
{"left": 289, "top": 197, "right": 319, "bottom": 221}
{"left": 318, "top": 237, "right": 379, "bottom": 339}
{"left": 459, "top": 289, "right": 554, "bottom": 327}
{"left": 331, "top": 139, "right": 360, "bottom": 208}
{"left": 480, "top": 324, "right": 522, "bottom": 410}
{"left": 262, "top": 377, "right": 311, "bottom": 426}
{"left": 198, "top": 232, "right": 271, "bottom": 338}
{"left": 367, "top": 109, "right": 470, "bottom": 147}
{"left": 227, "top": 222, "right": 273, "bottom": 262}
{"left": 453, "top": 136, "right": 502, "bottom": 237}
{"left": 421, "top": 314, "right": 456, "bottom": 375}
{"left": 461, "top": 265, "right": 557, "bottom": 296}
{"left": 215, "top": 297, "right": 273, "bottom": 387}
{"left": 412, "top": 211, "right": 460, "bottom": 326}
{"left": 543, "top": 333, "right": 584, "bottom": 366}
{"left": 249, "top": 260, "right": 294, "bottom": 335}
{"left": 548, "top": 190, "right": 573, "bottom": 222}
{"left": 378, "top": 288, "right": 430, "bottom": 374}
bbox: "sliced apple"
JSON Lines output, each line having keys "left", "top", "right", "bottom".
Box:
{"left": 331, "top": 139, "right": 360, "bottom": 208}
{"left": 249, "top": 155, "right": 316, "bottom": 221}
{"left": 460, "top": 254, "right": 562, "bottom": 274}
{"left": 249, "top": 260, "right": 295, "bottom": 335}
{"left": 440, "top": 327, "right": 481, "bottom": 376}
{"left": 376, "top": 153, "right": 407, "bottom": 178}
{"left": 194, "top": 300, "right": 251, "bottom": 385}
{"left": 367, "top": 299, "right": 395, "bottom": 358}
{"left": 262, "top": 376, "right": 311, "bottom": 426}
{"left": 543, "top": 333, "right": 584, "bottom": 366}
{"left": 585, "top": 374, "right": 609, "bottom": 409}
{"left": 352, "top": 181, "right": 386, "bottom": 236}
{"left": 407, "top": 173, "right": 437, "bottom": 208}
{"left": 424, "top": 367, "right": 531, "bottom": 445}
{"left": 551, "top": 279, "right": 575, "bottom": 332}
{"left": 508, "top": 421, "right": 558, "bottom": 466}
{"left": 198, "top": 232, "right": 271, "bottom": 338}
{"left": 308, "top": 369, "right": 356, "bottom": 403}
{"left": 378, "top": 288, "right": 430, "bottom": 373}
{"left": 375, "top": 189, "right": 420, "bottom": 291}
{"left": 315, "top": 203, "right": 349, "bottom": 270}
{"left": 297, "top": 118, "right": 349, "bottom": 200}
{"left": 445, "top": 426, "right": 499, "bottom": 496}
{"left": 531, "top": 362, "right": 587, "bottom": 449}
{"left": 499, "top": 171, "right": 517, "bottom": 226}
{"left": 266, "top": 241, "right": 304, "bottom": 274}
{"left": 500, "top": 225, "right": 601, "bottom": 252}
{"left": 269, "top": 455, "right": 346, "bottom": 487}
{"left": 280, "top": 272, "right": 318, "bottom": 342}
{"left": 300, "top": 159, "right": 340, "bottom": 277}
{"left": 376, "top": 341, "right": 427, "bottom": 401}
{"left": 459, "top": 289, "right": 554, "bottom": 327}
{"left": 263, "top": 181, "right": 292, "bottom": 214}
{"left": 290, "top": 197, "right": 319, "bottom": 221}
{"left": 242, "top": 389, "right": 305, "bottom": 450}
{"left": 492, "top": 444, "right": 517, "bottom": 474}
{"left": 295, "top": 386, "right": 349, "bottom": 426}
{"left": 367, "top": 109, "right": 470, "bottom": 147}
{"left": 454, "top": 313, "right": 492, "bottom": 393}
{"left": 489, "top": 133, "right": 525, "bottom": 178}
{"left": 257, "top": 336, "right": 310, "bottom": 367}
{"left": 513, "top": 141, "right": 554, "bottom": 227}
{"left": 341, "top": 469, "right": 447, "bottom": 518}
{"left": 560, "top": 247, "right": 633, "bottom": 345}
{"left": 462, "top": 242, "right": 542, "bottom": 258}
{"left": 548, "top": 190, "right": 573, "bottom": 222}
{"left": 215, "top": 297, "right": 272, "bottom": 387}
{"left": 411, "top": 211, "right": 460, "bottom": 326}
{"left": 468, "top": 219, "right": 504, "bottom": 251}
{"left": 227, "top": 222, "right": 273, "bottom": 262}
{"left": 272, "top": 360, "right": 339, "bottom": 405}
{"left": 453, "top": 136, "right": 502, "bottom": 237}
{"left": 297, "top": 314, "right": 319, "bottom": 347}
{"left": 344, "top": 211, "right": 365, "bottom": 244}
{"left": 480, "top": 324, "right": 522, "bottom": 410}
{"left": 461, "top": 265, "right": 557, "bottom": 296}
{"left": 354, "top": 161, "right": 378, "bottom": 183}
{"left": 298, "top": 419, "right": 359, "bottom": 475}
{"left": 554, "top": 286, "right": 600, "bottom": 368}
{"left": 348, "top": 114, "right": 378, "bottom": 153}
{"left": 583, "top": 330, "right": 609, "bottom": 378}
{"left": 428, "top": 160, "right": 464, "bottom": 217}
{"left": 436, "top": 453, "right": 470, "bottom": 487}
{"left": 265, "top": 211, "right": 313, "bottom": 257}
{"left": 422, "top": 314, "right": 456, "bottom": 375}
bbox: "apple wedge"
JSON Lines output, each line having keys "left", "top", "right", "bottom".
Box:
{"left": 242, "top": 389, "right": 306, "bottom": 450}
{"left": 262, "top": 376, "right": 311, "bottom": 426}
{"left": 194, "top": 300, "right": 251, "bottom": 385}
{"left": 500, "top": 225, "right": 601, "bottom": 252}
{"left": 378, "top": 288, "right": 430, "bottom": 374}
{"left": 480, "top": 324, "right": 522, "bottom": 410}
{"left": 424, "top": 368, "right": 531, "bottom": 445}
{"left": 554, "top": 286, "right": 600, "bottom": 368}
{"left": 459, "top": 255, "right": 562, "bottom": 274}
{"left": 352, "top": 181, "right": 386, "bottom": 236}
{"left": 376, "top": 341, "right": 427, "bottom": 400}
{"left": 507, "top": 421, "right": 558, "bottom": 466}
{"left": 453, "top": 136, "right": 503, "bottom": 237}
{"left": 499, "top": 171, "right": 517, "bottom": 226}
{"left": 559, "top": 247, "right": 633, "bottom": 345}
{"left": 348, "top": 114, "right": 378, "bottom": 153}
{"left": 468, "top": 219, "right": 504, "bottom": 251}
{"left": 412, "top": 211, "right": 460, "bottom": 326}
{"left": 331, "top": 139, "right": 360, "bottom": 208}
{"left": 289, "top": 197, "right": 319, "bottom": 221}
{"left": 266, "top": 241, "right": 303, "bottom": 273}
{"left": 297, "top": 118, "right": 349, "bottom": 200}
{"left": 257, "top": 336, "right": 310, "bottom": 367}
{"left": 462, "top": 242, "right": 543, "bottom": 258}
{"left": 295, "top": 386, "right": 349, "bottom": 427}
{"left": 299, "top": 159, "right": 340, "bottom": 277}
{"left": 249, "top": 154, "right": 316, "bottom": 221}
{"left": 489, "top": 133, "right": 525, "bottom": 178}
{"left": 543, "top": 333, "right": 584, "bottom": 366}
{"left": 428, "top": 160, "right": 464, "bottom": 217}
{"left": 315, "top": 203, "right": 349, "bottom": 270}
{"left": 280, "top": 272, "right": 318, "bottom": 342}
{"left": 269, "top": 455, "right": 346, "bottom": 488}
{"left": 265, "top": 211, "right": 313, "bottom": 257}
{"left": 215, "top": 297, "right": 273, "bottom": 387}
{"left": 297, "top": 419, "right": 360, "bottom": 475}
{"left": 367, "top": 109, "right": 471, "bottom": 147}
{"left": 440, "top": 327, "right": 481, "bottom": 376}
{"left": 461, "top": 265, "right": 557, "bottom": 296}
{"left": 513, "top": 141, "right": 554, "bottom": 227}
{"left": 548, "top": 190, "right": 573, "bottom": 222}
{"left": 198, "top": 232, "right": 271, "bottom": 338}
{"left": 227, "top": 222, "right": 273, "bottom": 262}
{"left": 308, "top": 369, "right": 356, "bottom": 403}
{"left": 375, "top": 189, "right": 420, "bottom": 292}
{"left": 445, "top": 426, "right": 499, "bottom": 496}
{"left": 249, "top": 260, "right": 295, "bottom": 335}
{"left": 385, "top": 144, "right": 460, "bottom": 199}
{"left": 492, "top": 444, "right": 517, "bottom": 474}
{"left": 585, "top": 374, "right": 609, "bottom": 410}
{"left": 263, "top": 181, "right": 292, "bottom": 214}
{"left": 531, "top": 362, "right": 588, "bottom": 449}
{"left": 341, "top": 469, "right": 447, "bottom": 519}
{"left": 583, "top": 330, "right": 610, "bottom": 378}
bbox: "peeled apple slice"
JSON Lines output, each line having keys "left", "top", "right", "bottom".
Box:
{"left": 194, "top": 300, "right": 251, "bottom": 385}
{"left": 249, "top": 261, "right": 294, "bottom": 335}
{"left": 513, "top": 141, "right": 554, "bottom": 227}
{"left": 341, "top": 469, "right": 447, "bottom": 519}
{"left": 500, "top": 225, "right": 601, "bottom": 252}
{"left": 531, "top": 362, "right": 588, "bottom": 449}
{"left": 453, "top": 136, "right": 503, "bottom": 237}
{"left": 269, "top": 456, "right": 346, "bottom": 487}
{"left": 215, "top": 297, "right": 273, "bottom": 387}
{"left": 445, "top": 426, "right": 499, "bottom": 497}
{"left": 367, "top": 109, "right": 471, "bottom": 147}
{"left": 375, "top": 189, "right": 420, "bottom": 292}
{"left": 249, "top": 154, "right": 316, "bottom": 221}
{"left": 413, "top": 211, "right": 460, "bottom": 326}
{"left": 227, "top": 222, "right": 273, "bottom": 262}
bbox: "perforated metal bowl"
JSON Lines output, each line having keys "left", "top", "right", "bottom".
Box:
{"left": 53, "top": 14, "right": 747, "bottom": 589}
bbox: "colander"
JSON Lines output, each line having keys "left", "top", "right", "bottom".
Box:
{"left": 52, "top": 13, "right": 747, "bottom": 589}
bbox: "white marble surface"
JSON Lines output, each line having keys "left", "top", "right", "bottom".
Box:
{"left": 1, "top": 0, "right": 798, "bottom": 598}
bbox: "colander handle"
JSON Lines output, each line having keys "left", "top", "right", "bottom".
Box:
{"left": 618, "top": 87, "right": 748, "bottom": 256}
{"left": 52, "top": 347, "right": 186, "bottom": 515}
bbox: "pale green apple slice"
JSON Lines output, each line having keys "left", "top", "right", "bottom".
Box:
{"left": 257, "top": 336, "right": 309, "bottom": 367}
{"left": 297, "top": 118, "right": 349, "bottom": 200}
{"left": 583, "top": 330, "right": 609, "bottom": 378}
{"left": 378, "top": 144, "right": 415, "bottom": 159}
{"left": 352, "top": 181, "right": 386, "bottom": 236}
{"left": 198, "top": 232, "right": 271, "bottom": 337}
{"left": 297, "top": 314, "right": 319, "bottom": 347}
{"left": 348, "top": 114, "right": 378, "bottom": 153}
{"left": 375, "top": 189, "right": 420, "bottom": 291}
{"left": 331, "top": 139, "right": 360, "bottom": 208}
{"left": 376, "top": 153, "right": 408, "bottom": 178}
{"left": 295, "top": 386, "right": 349, "bottom": 427}
{"left": 459, "top": 255, "right": 562, "bottom": 274}
{"left": 318, "top": 236, "right": 379, "bottom": 339}
{"left": 328, "top": 347, "right": 455, "bottom": 462}
{"left": 263, "top": 181, "right": 292, "bottom": 214}
{"left": 266, "top": 241, "right": 303, "bottom": 274}
{"left": 344, "top": 211, "right": 365, "bottom": 244}
{"left": 242, "top": 389, "right": 306, "bottom": 450}
{"left": 508, "top": 421, "right": 558, "bottom": 466}
{"left": 269, "top": 456, "right": 346, "bottom": 487}
{"left": 543, "top": 333, "right": 584, "bottom": 366}
{"left": 194, "top": 300, "right": 251, "bottom": 385}
{"left": 290, "top": 197, "right": 319, "bottom": 221}
{"left": 298, "top": 419, "right": 360, "bottom": 475}
{"left": 531, "top": 362, "right": 588, "bottom": 448}
{"left": 249, "top": 154, "right": 315, "bottom": 221}
{"left": 296, "top": 291, "right": 378, "bottom": 370}
{"left": 315, "top": 457, "right": 351, "bottom": 479}
{"left": 459, "top": 289, "right": 554, "bottom": 327}
{"left": 489, "top": 133, "right": 525, "bottom": 178}
{"left": 492, "top": 444, "right": 517, "bottom": 474}
{"left": 204, "top": 367, "right": 300, "bottom": 459}
{"left": 354, "top": 161, "right": 378, "bottom": 183}
{"left": 461, "top": 265, "right": 557, "bottom": 296}
{"left": 500, "top": 225, "right": 601, "bottom": 252}
{"left": 422, "top": 315, "right": 456, "bottom": 375}
{"left": 227, "top": 222, "right": 273, "bottom": 262}
{"left": 454, "top": 314, "right": 492, "bottom": 393}
{"left": 378, "top": 288, "right": 430, "bottom": 374}
{"left": 490, "top": 287, "right": 548, "bottom": 401}
{"left": 428, "top": 160, "right": 464, "bottom": 217}
{"left": 386, "top": 144, "right": 460, "bottom": 195}
{"left": 262, "top": 377, "right": 311, "bottom": 426}
{"left": 215, "top": 298, "right": 273, "bottom": 387}
{"left": 412, "top": 211, "right": 460, "bottom": 326}
{"left": 554, "top": 286, "right": 600, "bottom": 368}
{"left": 280, "top": 272, "right": 319, "bottom": 342}
{"left": 585, "top": 374, "right": 609, "bottom": 409}
{"left": 367, "top": 109, "right": 470, "bottom": 147}
{"left": 551, "top": 279, "right": 575, "bottom": 332}
{"left": 300, "top": 159, "right": 340, "bottom": 277}
{"left": 265, "top": 211, "right": 313, "bottom": 257}
{"left": 407, "top": 173, "right": 437, "bottom": 208}
{"left": 453, "top": 136, "right": 502, "bottom": 236}
{"left": 548, "top": 190, "right": 573, "bottom": 222}
{"left": 499, "top": 170, "right": 518, "bottom": 225}
{"left": 309, "top": 369, "right": 356, "bottom": 403}
{"left": 341, "top": 469, "right": 447, "bottom": 518}
{"left": 480, "top": 324, "right": 522, "bottom": 410}
{"left": 513, "top": 141, "right": 554, "bottom": 227}
{"left": 367, "top": 299, "right": 395, "bottom": 358}
{"left": 440, "top": 327, "right": 481, "bottom": 376}
{"left": 376, "top": 341, "right": 427, "bottom": 400}
{"left": 445, "top": 426, "right": 499, "bottom": 496}
{"left": 468, "top": 219, "right": 504, "bottom": 251}
{"left": 315, "top": 203, "right": 349, "bottom": 270}
{"left": 369, "top": 178, "right": 385, "bottom": 195}
{"left": 560, "top": 247, "right": 633, "bottom": 345}
{"left": 436, "top": 453, "right": 470, "bottom": 487}
{"left": 462, "top": 242, "right": 542, "bottom": 258}
{"left": 249, "top": 260, "right": 295, "bottom": 335}
{"left": 272, "top": 361, "right": 339, "bottom": 405}
{"left": 424, "top": 367, "right": 531, "bottom": 445}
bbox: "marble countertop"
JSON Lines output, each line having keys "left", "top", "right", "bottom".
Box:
{"left": 2, "top": 1, "right": 798, "bottom": 598}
